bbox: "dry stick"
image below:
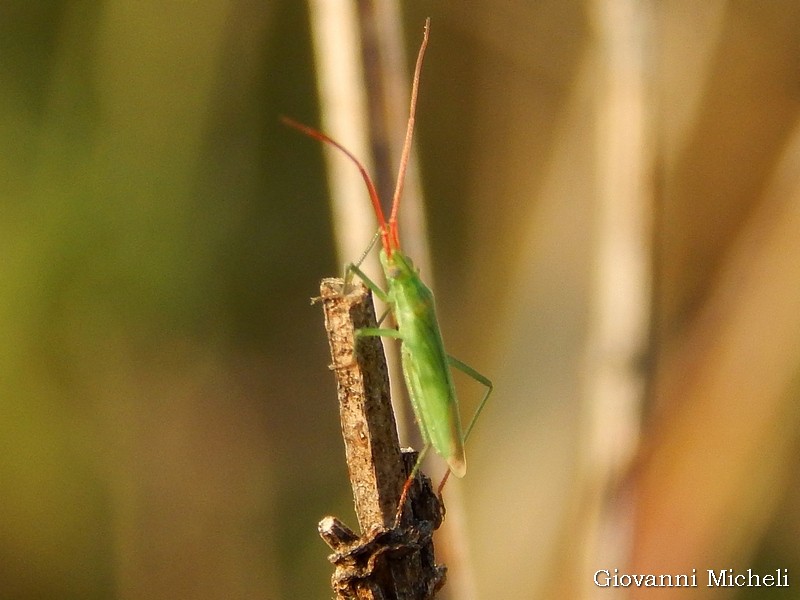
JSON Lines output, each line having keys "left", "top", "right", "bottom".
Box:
{"left": 318, "top": 278, "right": 446, "bottom": 600}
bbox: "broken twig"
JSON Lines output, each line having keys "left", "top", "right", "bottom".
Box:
{"left": 318, "top": 278, "right": 445, "bottom": 599}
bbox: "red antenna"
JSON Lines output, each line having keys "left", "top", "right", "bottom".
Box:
{"left": 282, "top": 18, "right": 430, "bottom": 258}
{"left": 387, "top": 17, "right": 430, "bottom": 253}
{"left": 280, "top": 115, "right": 390, "bottom": 251}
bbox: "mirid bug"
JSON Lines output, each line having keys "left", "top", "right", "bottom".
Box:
{"left": 284, "top": 18, "right": 492, "bottom": 514}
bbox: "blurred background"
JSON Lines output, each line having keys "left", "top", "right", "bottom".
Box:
{"left": 2, "top": 1, "right": 799, "bottom": 599}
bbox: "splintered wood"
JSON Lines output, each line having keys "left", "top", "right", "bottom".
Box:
{"left": 318, "top": 278, "right": 445, "bottom": 599}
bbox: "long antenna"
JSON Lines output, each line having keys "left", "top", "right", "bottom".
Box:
{"left": 280, "top": 116, "right": 389, "bottom": 251}
{"left": 387, "top": 18, "right": 430, "bottom": 252}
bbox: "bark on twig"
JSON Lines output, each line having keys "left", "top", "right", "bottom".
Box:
{"left": 318, "top": 278, "right": 446, "bottom": 600}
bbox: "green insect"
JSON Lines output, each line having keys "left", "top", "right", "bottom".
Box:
{"left": 284, "top": 19, "right": 491, "bottom": 502}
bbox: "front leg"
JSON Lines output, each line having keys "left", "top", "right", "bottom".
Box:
{"left": 345, "top": 263, "right": 391, "bottom": 304}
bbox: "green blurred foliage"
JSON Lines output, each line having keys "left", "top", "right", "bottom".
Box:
{"left": 0, "top": 1, "right": 340, "bottom": 597}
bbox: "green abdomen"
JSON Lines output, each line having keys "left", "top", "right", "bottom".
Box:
{"left": 387, "top": 252, "right": 466, "bottom": 477}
